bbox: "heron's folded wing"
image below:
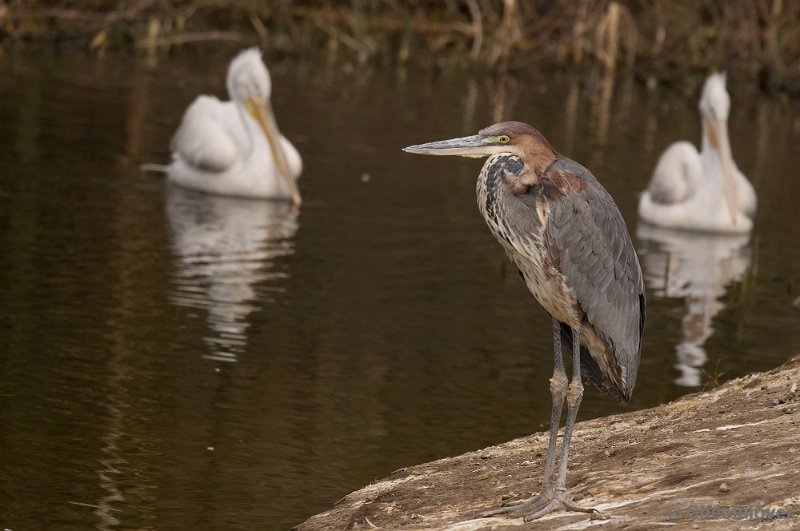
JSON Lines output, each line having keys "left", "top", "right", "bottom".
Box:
{"left": 171, "top": 96, "right": 239, "bottom": 173}
{"left": 545, "top": 166, "right": 646, "bottom": 395}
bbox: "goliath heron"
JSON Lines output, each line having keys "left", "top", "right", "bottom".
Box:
{"left": 639, "top": 73, "right": 756, "bottom": 233}
{"left": 404, "top": 121, "right": 646, "bottom": 521}
{"left": 164, "top": 48, "right": 302, "bottom": 203}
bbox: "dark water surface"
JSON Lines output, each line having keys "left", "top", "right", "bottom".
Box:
{"left": 1, "top": 49, "right": 799, "bottom": 529}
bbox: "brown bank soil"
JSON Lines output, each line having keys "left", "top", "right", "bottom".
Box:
{"left": 297, "top": 355, "right": 800, "bottom": 530}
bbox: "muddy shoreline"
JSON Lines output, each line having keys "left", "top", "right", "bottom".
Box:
{"left": 297, "top": 355, "right": 800, "bottom": 530}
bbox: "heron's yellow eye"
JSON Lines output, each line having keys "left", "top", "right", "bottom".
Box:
{"left": 498, "top": 135, "right": 510, "bottom": 144}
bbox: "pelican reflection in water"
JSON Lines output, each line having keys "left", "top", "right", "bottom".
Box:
{"left": 167, "top": 189, "right": 299, "bottom": 362}
{"left": 637, "top": 224, "right": 752, "bottom": 386}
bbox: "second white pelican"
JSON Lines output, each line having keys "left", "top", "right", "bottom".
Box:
{"left": 638, "top": 73, "right": 755, "bottom": 233}
{"left": 167, "top": 48, "right": 302, "bottom": 203}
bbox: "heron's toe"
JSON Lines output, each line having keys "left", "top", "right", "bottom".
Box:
{"left": 479, "top": 491, "right": 601, "bottom": 522}
{"left": 521, "top": 496, "right": 599, "bottom": 522}
{"left": 477, "top": 493, "right": 550, "bottom": 519}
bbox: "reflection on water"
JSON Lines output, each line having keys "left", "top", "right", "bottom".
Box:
{"left": 637, "top": 224, "right": 752, "bottom": 386}
{"left": 3, "top": 50, "right": 800, "bottom": 531}
{"left": 166, "top": 188, "right": 299, "bottom": 362}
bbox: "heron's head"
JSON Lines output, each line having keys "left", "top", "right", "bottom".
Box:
{"left": 226, "top": 48, "right": 300, "bottom": 205}
{"left": 403, "top": 121, "right": 557, "bottom": 173}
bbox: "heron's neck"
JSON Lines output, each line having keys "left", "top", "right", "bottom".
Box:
{"left": 478, "top": 154, "right": 525, "bottom": 219}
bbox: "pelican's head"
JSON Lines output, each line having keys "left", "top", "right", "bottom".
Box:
{"left": 226, "top": 48, "right": 301, "bottom": 205}
{"left": 699, "top": 72, "right": 730, "bottom": 122}
{"left": 698, "top": 72, "right": 739, "bottom": 225}
{"left": 227, "top": 47, "right": 272, "bottom": 103}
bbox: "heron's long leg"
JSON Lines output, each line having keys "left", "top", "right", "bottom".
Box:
{"left": 554, "top": 326, "right": 588, "bottom": 498}
{"left": 539, "top": 318, "right": 568, "bottom": 490}
{"left": 477, "top": 323, "right": 602, "bottom": 522}
{"left": 476, "top": 319, "right": 567, "bottom": 517}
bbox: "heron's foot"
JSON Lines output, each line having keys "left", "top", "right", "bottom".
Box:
{"left": 477, "top": 489, "right": 604, "bottom": 522}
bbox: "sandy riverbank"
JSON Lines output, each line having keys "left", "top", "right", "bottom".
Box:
{"left": 298, "top": 355, "right": 800, "bottom": 530}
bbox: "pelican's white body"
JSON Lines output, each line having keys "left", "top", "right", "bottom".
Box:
{"left": 639, "top": 73, "right": 756, "bottom": 234}
{"left": 167, "top": 48, "right": 302, "bottom": 199}
{"left": 638, "top": 140, "right": 755, "bottom": 232}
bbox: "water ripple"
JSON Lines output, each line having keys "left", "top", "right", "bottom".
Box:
{"left": 166, "top": 187, "right": 299, "bottom": 362}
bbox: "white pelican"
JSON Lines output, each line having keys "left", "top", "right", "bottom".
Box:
{"left": 638, "top": 73, "right": 755, "bottom": 233}
{"left": 167, "top": 48, "right": 302, "bottom": 202}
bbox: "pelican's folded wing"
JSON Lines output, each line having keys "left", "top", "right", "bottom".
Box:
{"left": 646, "top": 141, "right": 700, "bottom": 205}
{"left": 171, "top": 96, "right": 239, "bottom": 173}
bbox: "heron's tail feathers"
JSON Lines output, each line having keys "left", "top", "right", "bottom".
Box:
{"left": 560, "top": 322, "right": 631, "bottom": 403}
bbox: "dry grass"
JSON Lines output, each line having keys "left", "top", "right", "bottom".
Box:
{"left": 2, "top": 0, "right": 800, "bottom": 91}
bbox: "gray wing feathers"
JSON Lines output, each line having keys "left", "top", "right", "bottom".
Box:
{"left": 546, "top": 161, "right": 645, "bottom": 394}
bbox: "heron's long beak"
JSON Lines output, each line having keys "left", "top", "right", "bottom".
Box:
{"left": 245, "top": 98, "right": 302, "bottom": 205}
{"left": 705, "top": 116, "right": 738, "bottom": 225}
{"left": 403, "top": 135, "right": 492, "bottom": 159}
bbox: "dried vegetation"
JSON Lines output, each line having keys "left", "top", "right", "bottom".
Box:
{"left": 2, "top": 1, "right": 800, "bottom": 91}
